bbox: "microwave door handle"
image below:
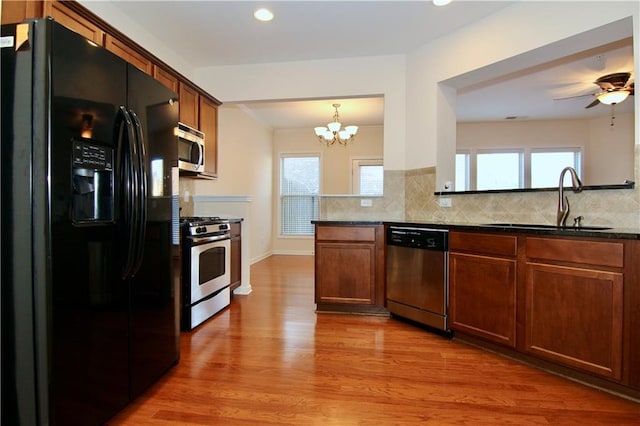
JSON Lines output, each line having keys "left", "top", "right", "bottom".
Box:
{"left": 129, "top": 109, "right": 148, "bottom": 276}
{"left": 197, "top": 142, "right": 204, "bottom": 168}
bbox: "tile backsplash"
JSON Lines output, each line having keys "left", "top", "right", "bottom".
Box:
{"left": 321, "top": 146, "right": 640, "bottom": 228}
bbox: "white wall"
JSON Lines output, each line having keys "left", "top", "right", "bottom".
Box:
{"left": 457, "top": 112, "right": 635, "bottom": 185}
{"left": 191, "top": 105, "right": 274, "bottom": 263}
{"left": 194, "top": 56, "right": 406, "bottom": 171}
{"left": 406, "top": 1, "right": 639, "bottom": 189}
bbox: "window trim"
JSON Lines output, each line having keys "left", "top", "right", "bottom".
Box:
{"left": 351, "top": 157, "right": 383, "bottom": 195}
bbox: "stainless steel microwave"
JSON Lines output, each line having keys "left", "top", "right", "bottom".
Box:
{"left": 177, "top": 122, "right": 205, "bottom": 172}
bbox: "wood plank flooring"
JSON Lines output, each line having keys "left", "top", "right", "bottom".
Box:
{"left": 109, "top": 255, "right": 640, "bottom": 425}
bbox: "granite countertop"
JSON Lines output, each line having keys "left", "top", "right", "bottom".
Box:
{"left": 313, "top": 220, "right": 640, "bottom": 240}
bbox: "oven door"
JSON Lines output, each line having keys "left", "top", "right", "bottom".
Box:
{"left": 189, "top": 237, "right": 230, "bottom": 304}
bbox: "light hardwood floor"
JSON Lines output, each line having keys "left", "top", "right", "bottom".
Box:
{"left": 109, "top": 255, "right": 640, "bottom": 425}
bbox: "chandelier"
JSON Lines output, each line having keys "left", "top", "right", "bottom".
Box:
{"left": 314, "top": 103, "right": 358, "bottom": 146}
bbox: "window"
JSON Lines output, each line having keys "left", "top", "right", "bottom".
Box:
{"left": 455, "top": 152, "right": 470, "bottom": 191}
{"left": 280, "top": 155, "right": 319, "bottom": 236}
{"left": 476, "top": 151, "right": 523, "bottom": 190}
{"left": 352, "top": 158, "right": 383, "bottom": 195}
{"left": 531, "top": 149, "right": 581, "bottom": 188}
{"left": 455, "top": 147, "right": 581, "bottom": 191}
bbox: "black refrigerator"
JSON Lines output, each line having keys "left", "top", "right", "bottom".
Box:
{"left": 1, "top": 18, "right": 180, "bottom": 425}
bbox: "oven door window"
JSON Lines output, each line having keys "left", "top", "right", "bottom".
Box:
{"left": 199, "top": 245, "right": 226, "bottom": 286}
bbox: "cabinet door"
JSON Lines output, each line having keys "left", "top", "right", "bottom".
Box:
{"left": 525, "top": 262, "right": 623, "bottom": 380}
{"left": 2, "top": 0, "right": 44, "bottom": 24}
{"left": 315, "top": 242, "right": 376, "bottom": 305}
{"left": 45, "top": 1, "right": 104, "bottom": 45}
{"left": 153, "top": 65, "right": 179, "bottom": 93}
{"left": 450, "top": 252, "right": 517, "bottom": 347}
{"left": 178, "top": 82, "right": 199, "bottom": 128}
{"left": 104, "top": 34, "right": 153, "bottom": 75}
{"left": 199, "top": 96, "right": 219, "bottom": 177}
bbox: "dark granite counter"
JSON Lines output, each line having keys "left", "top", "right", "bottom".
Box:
{"left": 313, "top": 220, "right": 640, "bottom": 240}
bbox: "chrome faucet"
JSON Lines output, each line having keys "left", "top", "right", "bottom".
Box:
{"left": 557, "top": 166, "right": 583, "bottom": 227}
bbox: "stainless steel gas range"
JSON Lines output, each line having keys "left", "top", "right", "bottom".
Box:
{"left": 180, "top": 217, "right": 231, "bottom": 330}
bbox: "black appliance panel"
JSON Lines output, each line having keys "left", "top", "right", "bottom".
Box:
{"left": 1, "top": 18, "right": 179, "bottom": 426}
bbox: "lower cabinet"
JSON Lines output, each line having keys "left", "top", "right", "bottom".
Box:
{"left": 450, "top": 252, "right": 517, "bottom": 347}
{"left": 314, "top": 224, "right": 386, "bottom": 314}
{"left": 450, "top": 230, "right": 633, "bottom": 390}
{"left": 450, "top": 231, "right": 518, "bottom": 347}
{"left": 524, "top": 236, "right": 624, "bottom": 381}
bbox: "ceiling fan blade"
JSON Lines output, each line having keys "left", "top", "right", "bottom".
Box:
{"left": 553, "top": 93, "right": 595, "bottom": 101}
{"left": 585, "top": 98, "right": 600, "bottom": 109}
{"left": 595, "top": 72, "right": 631, "bottom": 90}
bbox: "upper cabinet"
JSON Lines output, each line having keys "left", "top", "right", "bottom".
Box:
{"left": 44, "top": 1, "right": 104, "bottom": 45}
{"left": 179, "top": 82, "right": 199, "bottom": 129}
{"left": 104, "top": 34, "right": 153, "bottom": 75}
{"left": 199, "top": 96, "right": 219, "bottom": 178}
{"left": 3, "top": 0, "right": 222, "bottom": 179}
{"left": 178, "top": 82, "right": 219, "bottom": 178}
{"left": 153, "top": 65, "right": 179, "bottom": 93}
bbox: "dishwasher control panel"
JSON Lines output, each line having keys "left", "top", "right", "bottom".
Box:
{"left": 387, "top": 226, "right": 448, "bottom": 251}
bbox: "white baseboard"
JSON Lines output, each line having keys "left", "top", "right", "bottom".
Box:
{"left": 271, "top": 250, "right": 315, "bottom": 256}
{"left": 250, "top": 251, "right": 273, "bottom": 265}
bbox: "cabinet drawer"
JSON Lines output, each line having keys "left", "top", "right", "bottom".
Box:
{"left": 449, "top": 231, "right": 517, "bottom": 257}
{"left": 316, "top": 226, "right": 376, "bottom": 242}
{"left": 526, "top": 237, "right": 623, "bottom": 268}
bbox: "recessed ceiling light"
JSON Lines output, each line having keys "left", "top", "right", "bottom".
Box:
{"left": 254, "top": 8, "right": 274, "bottom": 22}
{"left": 433, "top": 0, "right": 452, "bottom": 6}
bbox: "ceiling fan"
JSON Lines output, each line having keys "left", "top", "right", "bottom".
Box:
{"left": 584, "top": 72, "right": 634, "bottom": 108}
{"left": 555, "top": 72, "right": 635, "bottom": 108}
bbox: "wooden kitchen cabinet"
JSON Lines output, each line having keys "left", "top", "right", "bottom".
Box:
{"left": 178, "top": 83, "right": 219, "bottom": 178}
{"left": 199, "top": 95, "right": 219, "bottom": 177}
{"left": 314, "top": 224, "right": 387, "bottom": 315}
{"left": 449, "top": 231, "right": 517, "bottom": 347}
{"left": 153, "top": 65, "right": 179, "bottom": 93}
{"left": 178, "top": 82, "right": 199, "bottom": 128}
{"left": 524, "top": 237, "right": 624, "bottom": 381}
{"left": 104, "top": 34, "right": 153, "bottom": 75}
{"left": 229, "top": 221, "right": 242, "bottom": 292}
{"left": 2, "top": 0, "right": 103, "bottom": 45}
{"left": 44, "top": 0, "right": 104, "bottom": 45}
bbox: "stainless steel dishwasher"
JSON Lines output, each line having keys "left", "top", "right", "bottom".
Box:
{"left": 386, "top": 226, "right": 451, "bottom": 336}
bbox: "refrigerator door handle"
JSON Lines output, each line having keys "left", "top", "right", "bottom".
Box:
{"left": 116, "top": 106, "right": 139, "bottom": 280}
{"left": 128, "top": 109, "right": 147, "bottom": 276}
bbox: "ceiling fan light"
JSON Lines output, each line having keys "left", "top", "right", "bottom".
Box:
{"left": 597, "top": 90, "right": 630, "bottom": 105}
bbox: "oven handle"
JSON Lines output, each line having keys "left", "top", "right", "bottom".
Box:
{"left": 189, "top": 235, "right": 230, "bottom": 244}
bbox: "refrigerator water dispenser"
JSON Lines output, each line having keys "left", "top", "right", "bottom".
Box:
{"left": 71, "top": 139, "right": 114, "bottom": 223}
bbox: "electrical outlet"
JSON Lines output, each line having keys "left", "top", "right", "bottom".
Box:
{"left": 439, "top": 198, "right": 452, "bottom": 208}
{"left": 360, "top": 199, "right": 373, "bottom": 207}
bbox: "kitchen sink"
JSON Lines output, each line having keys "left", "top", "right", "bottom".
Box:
{"left": 484, "top": 223, "right": 612, "bottom": 231}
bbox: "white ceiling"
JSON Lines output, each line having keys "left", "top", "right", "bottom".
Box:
{"left": 106, "top": 1, "right": 634, "bottom": 129}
